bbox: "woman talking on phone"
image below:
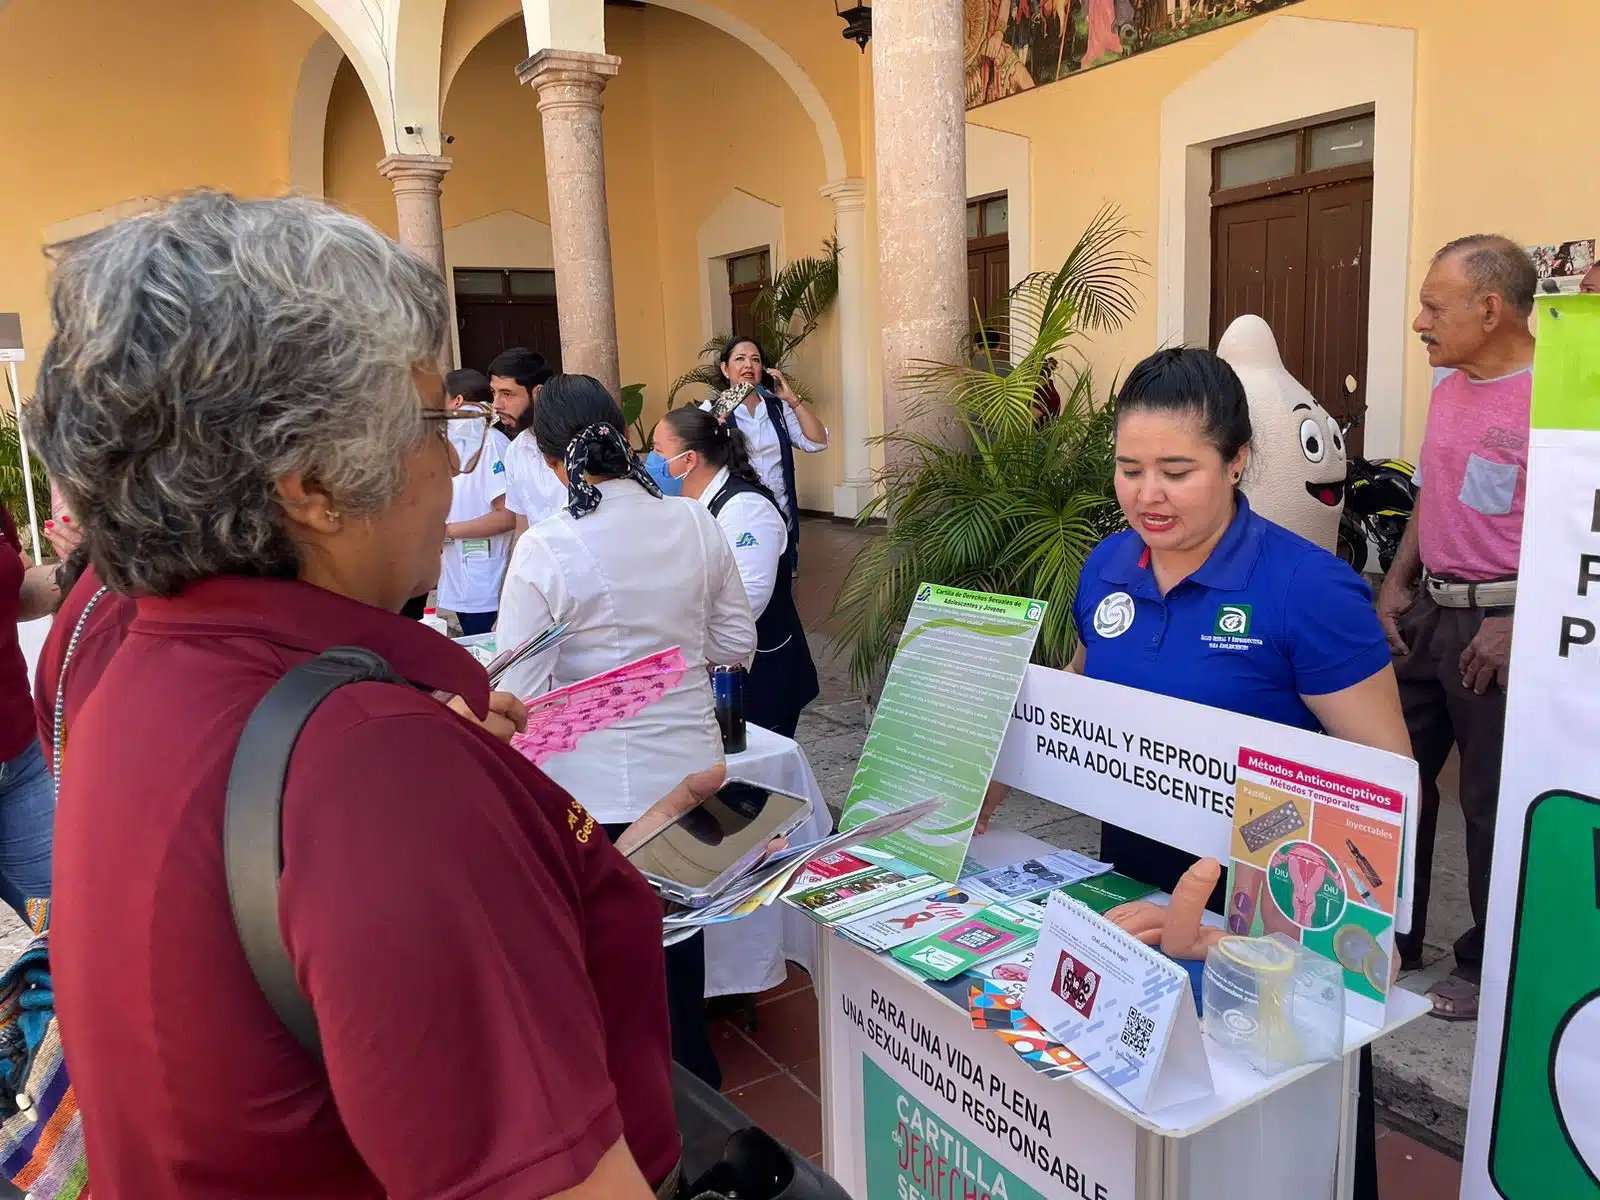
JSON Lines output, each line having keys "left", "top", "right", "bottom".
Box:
{"left": 648, "top": 407, "right": 819, "bottom": 738}
{"left": 701, "top": 338, "right": 829, "bottom": 568}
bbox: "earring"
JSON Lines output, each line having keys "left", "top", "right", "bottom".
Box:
{"left": 325, "top": 509, "right": 341, "bottom": 522}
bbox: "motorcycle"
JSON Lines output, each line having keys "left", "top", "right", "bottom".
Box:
{"left": 1337, "top": 453, "right": 1417, "bottom": 575}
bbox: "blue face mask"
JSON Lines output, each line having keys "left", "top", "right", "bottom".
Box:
{"left": 645, "top": 450, "right": 689, "bottom": 497}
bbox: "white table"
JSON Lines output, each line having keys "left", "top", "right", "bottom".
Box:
{"left": 702, "top": 722, "right": 832, "bottom": 997}
{"left": 816, "top": 829, "right": 1430, "bottom": 1200}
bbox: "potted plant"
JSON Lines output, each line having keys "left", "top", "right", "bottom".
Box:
{"left": 829, "top": 206, "right": 1143, "bottom": 695}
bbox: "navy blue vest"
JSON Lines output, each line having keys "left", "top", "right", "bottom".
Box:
{"left": 725, "top": 390, "right": 800, "bottom": 570}
{"left": 707, "top": 475, "right": 819, "bottom": 738}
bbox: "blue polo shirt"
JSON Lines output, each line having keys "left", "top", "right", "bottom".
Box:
{"left": 1072, "top": 494, "right": 1391, "bottom": 731}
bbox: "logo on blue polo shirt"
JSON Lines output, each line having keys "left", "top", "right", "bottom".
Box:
{"left": 736, "top": 531, "right": 758, "bottom": 548}
{"left": 1203, "top": 602, "right": 1264, "bottom": 651}
{"left": 1093, "top": 592, "right": 1135, "bottom": 639}
{"left": 1214, "top": 604, "right": 1252, "bottom": 637}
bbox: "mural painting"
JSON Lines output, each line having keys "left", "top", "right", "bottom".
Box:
{"left": 965, "top": 0, "right": 1306, "bottom": 109}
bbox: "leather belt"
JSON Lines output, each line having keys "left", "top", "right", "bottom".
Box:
{"left": 1425, "top": 575, "right": 1517, "bottom": 610}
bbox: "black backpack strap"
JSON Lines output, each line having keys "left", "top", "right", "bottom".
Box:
{"left": 224, "top": 646, "right": 398, "bottom": 1060}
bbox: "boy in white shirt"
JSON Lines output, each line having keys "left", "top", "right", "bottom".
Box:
{"left": 438, "top": 369, "right": 514, "bottom": 635}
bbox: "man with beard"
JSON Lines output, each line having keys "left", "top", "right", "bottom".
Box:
{"left": 487, "top": 347, "right": 566, "bottom": 540}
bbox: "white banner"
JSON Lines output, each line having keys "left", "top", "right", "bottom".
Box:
{"left": 993, "top": 666, "right": 1420, "bottom": 930}
{"left": 821, "top": 934, "right": 1138, "bottom": 1200}
{"left": 1463, "top": 295, "right": 1600, "bottom": 1199}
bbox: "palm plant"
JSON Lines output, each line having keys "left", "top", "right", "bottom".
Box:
{"left": 828, "top": 206, "right": 1144, "bottom": 689}
{"left": 668, "top": 239, "right": 841, "bottom": 405}
{"left": 0, "top": 384, "right": 51, "bottom": 557}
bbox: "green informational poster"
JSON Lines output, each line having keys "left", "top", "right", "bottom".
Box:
{"left": 863, "top": 1055, "right": 1047, "bottom": 1200}
{"left": 840, "top": 584, "right": 1045, "bottom": 880}
{"left": 1462, "top": 295, "right": 1600, "bottom": 1200}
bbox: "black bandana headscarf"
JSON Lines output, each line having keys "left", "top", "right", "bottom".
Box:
{"left": 562, "top": 422, "right": 662, "bottom": 518}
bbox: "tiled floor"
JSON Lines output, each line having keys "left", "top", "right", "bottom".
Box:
{"left": 718, "top": 956, "right": 1462, "bottom": 1196}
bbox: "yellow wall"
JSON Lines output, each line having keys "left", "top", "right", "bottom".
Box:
{"left": 965, "top": 0, "right": 1600, "bottom": 454}
{"left": 0, "top": 0, "right": 326, "bottom": 394}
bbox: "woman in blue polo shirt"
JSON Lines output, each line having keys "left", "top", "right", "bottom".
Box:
{"left": 1076, "top": 347, "right": 1409, "bottom": 1200}
{"left": 1075, "top": 347, "right": 1410, "bottom": 891}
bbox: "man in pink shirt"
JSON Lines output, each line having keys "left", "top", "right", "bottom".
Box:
{"left": 1378, "top": 234, "right": 1537, "bottom": 1022}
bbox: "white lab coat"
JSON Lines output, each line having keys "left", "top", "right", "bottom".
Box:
{"left": 502, "top": 429, "right": 569, "bottom": 525}
{"left": 699, "top": 395, "right": 828, "bottom": 521}
{"left": 695, "top": 468, "right": 789, "bottom": 620}
{"left": 498, "top": 478, "right": 757, "bottom": 824}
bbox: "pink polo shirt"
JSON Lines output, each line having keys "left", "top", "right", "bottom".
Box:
{"left": 1415, "top": 367, "right": 1531, "bottom": 581}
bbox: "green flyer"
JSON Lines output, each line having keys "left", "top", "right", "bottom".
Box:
{"left": 891, "top": 902, "right": 1043, "bottom": 981}
{"left": 840, "top": 583, "right": 1045, "bottom": 880}
{"left": 863, "top": 1056, "right": 1046, "bottom": 1200}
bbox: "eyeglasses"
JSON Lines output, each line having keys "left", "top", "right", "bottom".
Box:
{"left": 422, "top": 402, "right": 495, "bottom": 476}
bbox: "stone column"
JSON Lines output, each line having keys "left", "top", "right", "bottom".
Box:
{"left": 517, "top": 48, "right": 622, "bottom": 397}
{"left": 377, "top": 153, "right": 453, "bottom": 277}
{"left": 821, "top": 178, "right": 874, "bottom": 518}
{"left": 872, "top": 0, "right": 969, "bottom": 439}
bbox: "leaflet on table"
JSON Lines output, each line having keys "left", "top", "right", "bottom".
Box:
{"left": 1225, "top": 745, "right": 1405, "bottom": 1026}
{"left": 963, "top": 848, "right": 1112, "bottom": 903}
{"left": 839, "top": 584, "right": 1046, "bottom": 881}
{"left": 838, "top": 885, "right": 990, "bottom": 951}
{"left": 891, "top": 902, "right": 1044, "bottom": 981}
{"left": 1053, "top": 871, "right": 1157, "bottom": 914}
{"left": 662, "top": 797, "right": 943, "bottom": 939}
{"left": 1022, "top": 894, "right": 1214, "bottom": 1113}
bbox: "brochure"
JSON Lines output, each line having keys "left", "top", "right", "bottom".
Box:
{"left": 892, "top": 902, "right": 1044, "bottom": 981}
{"left": 1225, "top": 745, "right": 1405, "bottom": 1025}
{"left": 511, "top": 648, "right": 687, "bottom": 765}
{"left": 839, "top": 886, "right": 989, "bottom": 952}
{"left": 964, "top": 848, "right": 1112, "bottom": 903}
{"left": 1054, "top": 871, "right": 1157, "bottom": 914}
{"left": 786, "top": 867, "right": 939, "bottom": 924}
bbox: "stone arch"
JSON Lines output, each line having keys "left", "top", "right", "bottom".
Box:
{"left": 439, "top": 0, "right": 847, "bottom": 183}
{"left": 289, "top": 33, "right": 347, "bottom": 195}
{"left": 287, "top": 0, "right": 400, "bottom": 153}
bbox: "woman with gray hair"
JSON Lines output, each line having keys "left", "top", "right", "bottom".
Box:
{"left": 30, "top": 192, "right": 696, "bottom": 1200}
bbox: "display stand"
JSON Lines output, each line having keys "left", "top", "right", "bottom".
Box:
{"left": 816, "top": 829, "right": 1429, "bottom": 1200}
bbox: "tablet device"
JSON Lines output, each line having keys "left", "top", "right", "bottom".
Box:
{"left": 626, "top": 779, "right": 810, "bottom": 907}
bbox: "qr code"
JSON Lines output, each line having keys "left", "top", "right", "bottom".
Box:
{"left": 1119, "top": 1006, "right": 1155, "bottom": 1060}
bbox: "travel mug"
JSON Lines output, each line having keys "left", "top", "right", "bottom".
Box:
{"left": 712, "top": 665, "right": 747, "bottom": 754}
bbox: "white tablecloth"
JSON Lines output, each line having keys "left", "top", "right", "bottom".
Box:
{"left": 702, "top": 723, "right": 832, "bottom": 997}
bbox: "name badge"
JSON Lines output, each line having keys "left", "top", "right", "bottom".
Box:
{"left": 461, "top": 538, "right": 491, "bottom": 561}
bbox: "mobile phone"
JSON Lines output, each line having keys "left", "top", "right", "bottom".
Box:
{"left": 759, "top": 369, "right": 777, "bottom": 394}
{"left": 1488, "top": 790, "right": 1600, "bottom": 1198}
{"left": 626, "top": 780, "right": 810, "bottom": 906}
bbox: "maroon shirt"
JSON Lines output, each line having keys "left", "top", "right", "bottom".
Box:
{"left": 50, "top": 576, "right": 679, "bottom": 1198}
{"left": 34, "top": 563, "right": 136, "bottom": 774}
{"left": 0, "top": 506, "right": 36, "bottom": 761}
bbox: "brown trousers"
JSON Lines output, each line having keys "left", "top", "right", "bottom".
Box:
{"left": 1392, "top": 592, "right": 1506, "bottom": 980}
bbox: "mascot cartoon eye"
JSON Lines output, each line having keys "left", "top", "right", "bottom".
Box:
{"left": 1299, "top": 417, "right": 1326, "bottom": 464}
{"left": 1328, "top": 419, "right": 1345, "bottom": 457}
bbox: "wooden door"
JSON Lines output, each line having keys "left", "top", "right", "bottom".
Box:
{"left": 456, "top": 299, "right": 562, "bottom": 375}
{"left": 966, "top": 239, "right": 1010, "bottom": 357}
{"left": 1211, "top": 180, "right": 1373, "bottom": 455}
{"left": 1211, "top": 191, "right": 1310, "bottom": 376}
{"left": 1301, "top": 178, "right": 1372, "bottom": 447}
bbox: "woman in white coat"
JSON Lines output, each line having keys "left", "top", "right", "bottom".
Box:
{"left": 498, "top": 374, "right": 756, "bottom": 1089}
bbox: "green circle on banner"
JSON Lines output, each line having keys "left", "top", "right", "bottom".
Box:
{"left": 1267, "top": 840, "right": 1346, "bottom": 930}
